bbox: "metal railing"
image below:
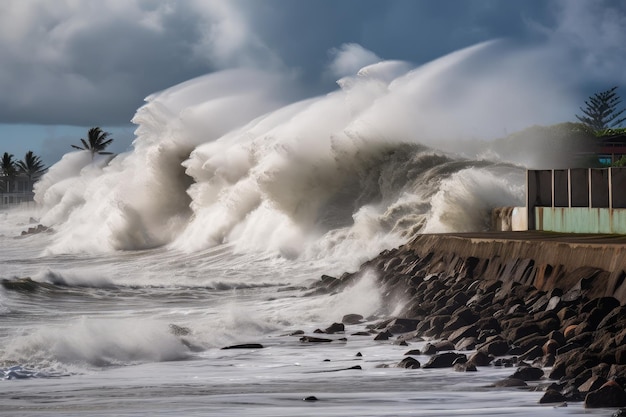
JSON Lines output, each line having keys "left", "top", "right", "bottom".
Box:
{"left": 527, "top": 168, "right": 626, "bottom": 229}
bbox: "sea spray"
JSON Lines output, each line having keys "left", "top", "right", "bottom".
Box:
{"left": 31, "top": 41, "right": 557, "bottom": 261}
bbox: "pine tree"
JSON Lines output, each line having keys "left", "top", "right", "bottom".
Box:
{"left": 576, "top": 86, "right": 626, "bottom": 131}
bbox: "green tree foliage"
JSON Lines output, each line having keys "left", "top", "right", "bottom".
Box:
{"left": 576, "top": 86, "right": 626, "bottom": 132}
{"left": 16, "top": 151, "right": 46, "bottom": 180}
{"left": 71, "top": 127, "right": 114, "bottom": 158}
{"left": 1, "top": 152, "right": 17, "bottom": 192}
{"left": 612, "top": 155, "right": 626, "bottom": 167}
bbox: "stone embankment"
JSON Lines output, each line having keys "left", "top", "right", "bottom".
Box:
{"left": 315, "top": 231, "right": 626, "bottom": 410}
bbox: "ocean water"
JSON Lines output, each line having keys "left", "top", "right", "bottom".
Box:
{"left": 0, "top": 43, "right": 609, "bottom": 415}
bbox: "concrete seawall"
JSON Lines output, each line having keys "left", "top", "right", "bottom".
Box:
{"left": 313, "top": 231, "right": 626, "bottom": 407}
{"left": 402, "top": 232, "right": 626, "bottom": 304}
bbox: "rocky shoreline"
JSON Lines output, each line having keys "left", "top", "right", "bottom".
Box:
{"left": 313, "top": 232, "right": 626, "bottom": 411}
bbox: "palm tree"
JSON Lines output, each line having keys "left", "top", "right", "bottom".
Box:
{"left": 1, "top": 152, "right": 17, "bottom": 193}
{"left": 71, "top": 127, "right": 114, "bottom": 158}
{"left": 16, "top": 151, "right": 46, "bottom": 191}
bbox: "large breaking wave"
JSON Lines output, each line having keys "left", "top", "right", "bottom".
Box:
{"left": 33, "top": 42, "right": 540, "bottom": 260}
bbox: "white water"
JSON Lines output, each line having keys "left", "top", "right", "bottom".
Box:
{"left": 0, "top": 43, "right": 607, "bottom": 415}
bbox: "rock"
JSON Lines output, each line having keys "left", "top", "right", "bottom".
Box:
{"left": 585, "top": 381, "right": 626, "bottom": 408}
{"left": 423, "top": 352, "right": 467, "bottom": 369}
{"left": 447, "top": 324, "right": 479, "bottom": 344}
{"left": 545, "top": 296, "right": 562, "bottom": 312}
{"left": 510, "top": 366, "right": 544, "bottom": 381}
{"left": 477, "top": 339, "right": 509, "bottom": 357}
{"left": 578, "top": 375, "right": 607, "bottom": 393}
{"left": 432, "top": 340, "right": 455, "bottom": 352}
{"left": 455, "top": 337, "right": 477, "bottom": 351}
{"left": 290, "top": 330, "right": 305, "bottom": 336}
{"left": 404, "top": 349, "right": 421, "bottom": 355}
{"left": 468, "top": 351, "right": 493, "bottom": 367}
{"left": 300, "top": 336, "right": 333, "bottom": 343}
{"left": 221, "top": 343, "right": 264, "bottom": 350}
{"left": 513, "top": 333, "right": 549, "bottom": 354}
{"left": 547, "top": 330, "right": 566, "bottom": 346}
{"left": 325, "top": 322, "right": 345, "bottom": 334}
{"left": 519, "top": 345, "right": 543, "bottom": 361}
{"left": 397, "top": 357, "right": 421, "bottom": 369}
{"left": 534, "top": 354, "right": 555, "bottom": 368}
{"left": 351, "top": 331, "right": 371, "bottom": 336}
{"left": 613, "top": 409, "right": 626, "bottom": 417}
{"left": 504, "top": 323, "right": 540, "bottom": 343}
{"left": 494, "top": 358, "right": 517, "bottom": 367}
{"left": 342, "top": 314, "right": 364, "bottom": 324}
{"left": 542, "top": 339, "right": 559, "bottom": 355}
{"left": 539, "top": 389, "right": 568, "bottom": 404}
{"left": 563, "top": 324, "right": 578, "bottom": 340}
{"left": 355, "top": 352, "right": 362, "bottom": 357}
{"left": 20, "top": 224, "right": 50, "bottom": 236}
{"left": 1, "top": 278, "right": 39, "bottom": 292}
{"left": 374, "top": 330, "right": 393, "bottom": 341}
{"left": 454, "top": 363, "right": 477, "bottom": 372}
{"left": 386, "top": 318, "right": 420, "bottom": 333}
{"left": 598, "top": 306, "right": 626, "bottom": 332}
{"left": 581, "top": 296, "right": 620, "bottom": 315}
{"left": 303, "top": 396, "right": 318, "bottom": 401}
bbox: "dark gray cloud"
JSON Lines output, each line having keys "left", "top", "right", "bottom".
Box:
{"left": 0, "top": 0, "right": 624, "bottom": 128}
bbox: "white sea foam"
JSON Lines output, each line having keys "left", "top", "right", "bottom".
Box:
{"left": 27, "top": 39, "right": 577, "bottom": 281}
{"left": 2, "top": 317, "right": 190, "bottom": 368}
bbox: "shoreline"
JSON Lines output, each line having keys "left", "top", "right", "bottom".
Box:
{"left": 314, "top": 231, "right": 626, "bottom": 409}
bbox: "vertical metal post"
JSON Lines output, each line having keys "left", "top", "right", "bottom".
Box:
{"left": 567, "top": 169, "right": 571, "bottom": 208}
{"left": 608, "top": 168, "right": 613, "bottom": 209}
{"left": 587, "top": 168, "right": 593, "bottom": 208}
{"left": 551, "top": 169, "right": 555, "bottom": 208}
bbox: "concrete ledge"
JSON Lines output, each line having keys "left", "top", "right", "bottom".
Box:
{"left": 404, "top": 231, "right": 626, "bottom": 303}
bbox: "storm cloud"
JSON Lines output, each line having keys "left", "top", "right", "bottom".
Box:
{"left": 0, "top": 0, "right": 624, "bottom": 128}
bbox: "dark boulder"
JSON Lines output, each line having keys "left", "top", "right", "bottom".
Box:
{"left": 423, "top": 352, "right": 467, "bottom": 369}
{"left": 455, "top": 337, "right": 477, "bottom": 351}
{"left": 510, "top": 366, "right": 544, "bottom": 381}
{"left": 542, "top": 339, "right": 560, "bottom": 356}
{"left": 514, "top": 334, "right": 549, "bottom": 354}
{"left": 397, "top": 357, "right": 421, "bottom": 369}
{"left": 477, "top": 338, "right": 510, "bottom": 357}
{"left": 468, "top": 351, "right": 493, "bottom": 367}
{"left": 386, "top": 318, "right": 420, "bottom": 334}
{"left": 341, "top": 314, "right": 364, "bottom": 324}
{"left": 539, "top": 389, "right": 567, "bottom": 404}
{"left": 422, "top": 340, "right": 455, "bottom": 354}
{"left": 585, "top": 381, "right": 626, "bottom": 408}
{"left": 374, "top": 330, "right": 393, "bottom": 341}
{"left": 447, "top": 324, "right": 479, "bottom": 344}
{"left": 454, "top": 362, "right": 477, "bottom": 372}
{"left": 504, "top": 323, "right": 540, "bottom": 343}
{"left": 300, "top": 336, "right": 333, "bottom": 343}
{"left": 1, "top": 277, "right": 39, "bottom": 292}
{"left": 325, "top": 322, "right": 345, "bottom": 334}
{"left": 519, "top": 345, "right": 543, "bottom": 361}
{"left": 221, "top": 343, "right": 264, "bottom": 350}
{"left": 578, "top": 375, "right": 608, "bottom": 394}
